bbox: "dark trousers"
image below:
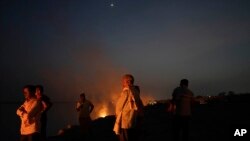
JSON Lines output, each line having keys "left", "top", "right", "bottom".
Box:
{"left": 173, "top": 115, "right": 191, "bottom": 141}
{"left": 119, "top": 128, "right": 136, "bottom": 141}
{"left": 41, "top": 115, "right": 47, "bottom": 139}
{"left": 79, "top": 117, "right": 92, "bottom": 139}
{"left": 20, "top": 132, "right": 41, "bottom": 141}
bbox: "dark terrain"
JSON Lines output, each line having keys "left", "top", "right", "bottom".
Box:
{"left": 47, "top": 94, "right": 250, "bottom": 141}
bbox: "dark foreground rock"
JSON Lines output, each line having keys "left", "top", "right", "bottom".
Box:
{"left": 47, "top": 101, "right": 250, "bottom": 141}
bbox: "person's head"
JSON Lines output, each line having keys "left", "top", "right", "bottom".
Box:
{"left": 180, "top": 79, "right": 189, "bottom": 87}
{"left": 122, "top": 74, "right": 134, "bottom": 88}
{"left": 80, "top": 93, "right": 86, "bottom": 101}
{"left": 23, "top": 85, "right": 36, "bottom": 100}
{"left": 35, "top": 85, "right": 44, "bottom": 99}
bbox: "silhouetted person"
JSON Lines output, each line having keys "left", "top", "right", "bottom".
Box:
{"left": 134, "top": 85, "right": 144, "bottom": 140}
{"left": 172, "top": 79, "right": 194, "bottom": 141}
{"left": 113, "top": 74, "right": 143, "bottom": 141}
{"left": 35, "top": 85, "right": 53, "bottom": 140}
{"left": 17, "top": 85, "right": 43, "bottom": 141}
{"left": 76, "top": 93, "right": 94, "bottom": 140}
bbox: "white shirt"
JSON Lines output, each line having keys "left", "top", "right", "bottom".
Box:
{"left": 76, "top": 100, "right": 93, "bottom": 118}
{"left": 172, "top": 87, "right": 194, "bottom": 116}
{"left": 115, "top": 86, "right": 142, "bottom": 129}
{"left": 16, "top": 98, "right": 43, "bottom": 135}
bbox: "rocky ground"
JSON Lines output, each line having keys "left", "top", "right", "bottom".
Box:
{"left": 47, "top": 101, "right": 250, "bottom": 141}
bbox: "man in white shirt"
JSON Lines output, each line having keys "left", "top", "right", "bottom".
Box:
{"left": 113, "top": 74, "right": 143, "bottom": 141}
{"left": 17, "top": 85, "right": 43, "bottom": 141}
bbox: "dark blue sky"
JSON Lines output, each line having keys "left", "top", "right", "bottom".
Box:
{"left": 1, "top": 0, "right": 250, "bottom": 102}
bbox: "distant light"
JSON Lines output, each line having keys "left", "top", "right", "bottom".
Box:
{"left": 148, "top": 100, "right": 157, "bottom": 105}
{"left": 110, "top": 3, "right": 114, "bottom": 7}
{"left": 57, "top": 129, "right": 65, "bottom": 135}
{"left": 67, "top": 124, "right": 72, "bottom": 129}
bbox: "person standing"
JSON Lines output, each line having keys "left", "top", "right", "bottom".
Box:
{"left": 172, "top": 79, "right": 194, "bottom": 141}
{"left": 133, "top": 85, "right": 144, "bottom": 140}
{"left": 35, "top": 85, "right": 53, "bottom": 139}
{"left": 17, "top": 85, "right": 43, "bottom": 141}
{"left": 113, "top": 74, "right": 143, "bottom": 141}
{"left": 76, "top": 93, "right": 94, "bottom": 139}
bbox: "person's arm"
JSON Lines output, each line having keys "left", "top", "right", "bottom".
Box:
{"left": 76, "top": 101, "right": 82, "bottom": 111}
{"left": 41, "top": 101, "right": 47, "bottom": 112}
{"left": 137, "top": 97, "right": 144, "bottom": 117}
{"left": 27, "top": 100, "right": 42, "bottom": 119}
{"left": 115, "top": 89, "right": 129, "bottom": 115}
{"left": 172, "top": 88, "right": 177, "bottom": 104}
{"left": 89, "top": 102, "right": 94, "bottom": 113}
{"left": 42, "top": 96, "right": 53, "bottom": 112}
{"left": 41, "top": 101, "right": 52, "bottom": 112}
{"left": 131, "top": 87, "right": 143, "bottom": 111}
{"left": 16, "top": 104, "right": 27, "bottom": 117}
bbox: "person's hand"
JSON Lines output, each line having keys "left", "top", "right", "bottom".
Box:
{"left": 19, "top": 106, "right": 27, "bottom": 113}
{"left": 19, "top": 106, "right": 24, "bottom": 111}
{"left": 78, "top": 104, "right": 83, "bottom": 109}
{"left": 76, "top": 102, "right": 83, "bottom": 111}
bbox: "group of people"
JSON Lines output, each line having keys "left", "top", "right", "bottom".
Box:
{"left": 112, "top": 74, "right": 194, "bottom": 141}
{"left": 16, "top": 85, "right": 52, "bottom": 141}
{"left": 75, "top": 74, "right": 192, "bottom": 141}
{"left": 74, "top": 74, "right": 145, "bottom": 141}
{"left": 16, "top": 74, "right": 194, "bottom": 141}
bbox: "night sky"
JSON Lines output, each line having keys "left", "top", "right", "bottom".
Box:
{"left": 1, "top": 0, "right": 250, "bottom": 102}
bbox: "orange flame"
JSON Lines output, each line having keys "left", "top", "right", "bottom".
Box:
{"left": 98, "top": 104, "right": 108, "bottom": 118}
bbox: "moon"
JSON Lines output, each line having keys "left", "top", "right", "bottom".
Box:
{"left": 110, "top": 3, "right": 114, "bottom": 7}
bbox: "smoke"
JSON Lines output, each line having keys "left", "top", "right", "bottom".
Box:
{"left": 35, "top": 37, "right": 157, "bottom": 120}
{"left": 39, "top": 45, "right": 121, "bottom": 119}
{"left": 41, "top": 47, "right": 156, "bottom": 120}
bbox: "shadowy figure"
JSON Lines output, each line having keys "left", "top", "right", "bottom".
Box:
{"left": 76, "top": 93, "right": 94, "bottom": 140}
{"left": 35, "top": 85, "right": 53, "bottom": 140}
{"left": 113, "top": 74, "right": 143, "bottom": 141}
{"left": 134, "top": 85, "right": 144, "bottom": 139}
{"left": 172, "top": 79, "right": 195, "bottom": 141}
{"left": 17, "top": 85, "right": 43, "bottom": 141}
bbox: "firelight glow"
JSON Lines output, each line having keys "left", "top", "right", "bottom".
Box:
{"left": 99, "top": 111, "right": 107, "bottom": 118}
{"left": 98, "top": 106, "right": 108, "bottom": 118}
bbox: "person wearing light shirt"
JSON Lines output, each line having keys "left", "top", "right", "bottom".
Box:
{"left": 76, "top": 93, "right": 94, "bottom": 139}
{"left": 172, "top": 79, "right": 195, "bottom": 141}
{"left": 113, "top": 74, "right": 143, "bottom": 141}
{"left": 17, "top": 85, "right": 43, "bottom": 141}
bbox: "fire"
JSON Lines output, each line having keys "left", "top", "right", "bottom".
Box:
{"left": 94, "top": 92, "right": 155, "bottom": 119}
{"left": 98, "top": 105, "right": 108, "bottom": 118}
{"left": 99, "top": 111, "right": 107, "bottom": 118}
